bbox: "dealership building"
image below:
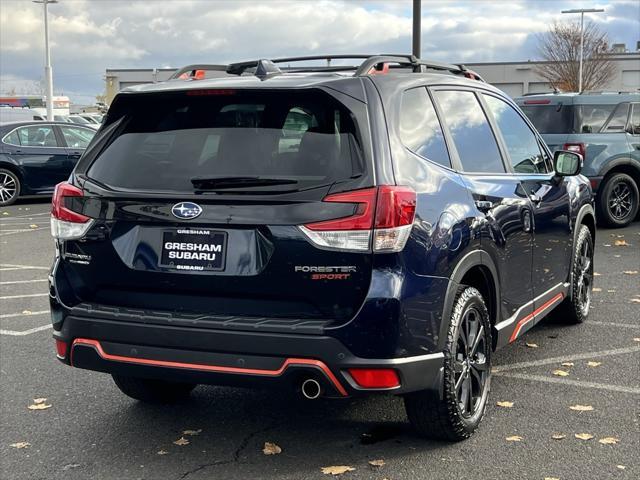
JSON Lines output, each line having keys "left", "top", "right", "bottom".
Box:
{"left": 105, "top": 49, "right": 639, "bottom": 103}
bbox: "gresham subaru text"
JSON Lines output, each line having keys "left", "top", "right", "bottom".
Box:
{"left": 48, "top": 54, "right": 595, "bottom": 441}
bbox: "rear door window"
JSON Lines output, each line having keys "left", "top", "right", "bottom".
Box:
{"left": 630, "top": 104, "right": 640, "bottom": 135}
{"left": 16, "top": 125, "right": 58, "bottom": 147}
{"left": 88, "top": 91, "right": 364, "bottom": 193}
{"left": 576, "top": 104, "right": 615, "bottom": 133}
{"left": 399, "top": 87, "right": 450, "bottom": 167}
{"left": 601, "top": 103, "right": 630, "bottom": 133}
{"left": 483, "top": 94, "right": 550, "bottom": 174}
{"left": 434, "top": 90, "right": 505, "bottom": 173}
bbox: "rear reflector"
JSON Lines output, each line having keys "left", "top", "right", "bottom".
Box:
{"left": 55, "top": 339, "right": 67, "bottom": 359}
{"left": 300, "top": 186, "right": 416, "bottom": 252}
{"left": 50, "top": 182, "right": 93, "bottom": 240}
{"left": 347, "top": 368, "right": 400, "bottom": 389}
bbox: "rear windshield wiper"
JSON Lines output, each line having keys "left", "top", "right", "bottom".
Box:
{"left": 191, "top": 176, "right": 299, "bottom": 190}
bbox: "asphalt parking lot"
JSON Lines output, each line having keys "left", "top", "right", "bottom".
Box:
{"left": 1, "top": 199, "right": 638, "bottom": 480}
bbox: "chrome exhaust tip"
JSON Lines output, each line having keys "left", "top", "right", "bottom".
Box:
{"left": 301, "top": 378, "right": 322, "bottom": 400}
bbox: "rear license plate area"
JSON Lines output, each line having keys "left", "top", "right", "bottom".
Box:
{"left": 160, "top": 229, "right": 227, "bottom": 272}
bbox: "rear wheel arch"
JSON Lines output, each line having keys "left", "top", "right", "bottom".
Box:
{"left": 442, "top": 251, "right": 500, "bottom": 350}
{"left": 599, "top": 160, "right": 640, "bottom": 188}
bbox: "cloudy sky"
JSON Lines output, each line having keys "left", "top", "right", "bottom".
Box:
{"left": 1, "top": 0, "right": 638, "bottom": 103}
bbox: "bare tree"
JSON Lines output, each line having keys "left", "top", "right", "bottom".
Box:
{"left": 535, "top": 20, "right": 616, "bottom": 92}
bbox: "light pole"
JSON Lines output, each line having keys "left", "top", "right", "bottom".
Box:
{"left": 561, "top": 8, "right": 604, "bottom": 93}
{"left": 33, "top": 0, "right": 58, "bottom": 121}
{"left": 412, "top": 0, "right": 421, "bottom": 58}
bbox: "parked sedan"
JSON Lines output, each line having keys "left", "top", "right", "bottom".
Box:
{"left": 0, "top": 121, "right": 96, "bottom": 206}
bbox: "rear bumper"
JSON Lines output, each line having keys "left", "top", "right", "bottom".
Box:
{"left": 53, "top": 314, "right": 444, "bottom": 398}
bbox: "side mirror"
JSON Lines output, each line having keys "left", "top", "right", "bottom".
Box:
{"left": 554, "top": 150, "right": 582, "bottom": 176}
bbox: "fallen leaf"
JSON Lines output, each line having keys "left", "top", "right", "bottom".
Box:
{"left": 505, "top": 435, "right": 523, "bottom": 442}
{"left": 587, "top": 361, "right": 601, "bottom": 367}
{"left": 561, "top": 362, "right": 574, "bottom": 367}
{"left": 2, "top": 211, "right": 9, "bottom": 216}
{"left": 592, "top": 288, "right": 602, "bottom": 292}
{"left": 598, "top": 437, "right": 619, "bottom": 445}
{"left": 623, "top": 271, "right": 638, "bottom": 275}
{"left": 525, "top": 342, "right": 538, "bottom": 348}
{"left": 614, "top": 239, "right": 629, "bottom": 246}
{"left": 569, "top": 404, "right": 594, "bottom": 412}
{"left": 614, "top": 255, "right": 621, "bottom": 258}
{"left": 631, "top": 299, "right": 640, "bottom": 304}
{"left": 173, "top": 437, "right": 190, "bottom": 446}
{"left": 551, "top": 433, "right": 566, "bottom": 440}
{"left": 29, "top": 224, "right": 38, "bottom": 229}
{"left": 544, "top": 477, "right": 560, "bottom": 480}
{"left": 9, "top": 442, "right": 30, "bottom": 449}
{"left": 27, "top": 400, "right": 52, "bottom": 410}
{"left": 496, "top": 401, "right": 514, "bottom": 408}
{"left": 575, "top": 433, "right": 594, "bottom": 441}
{"left": 21, "top": 310, "right": 32, "bottom": 315}
{"left": 262, "top": 442, "right": 282, "bottom": 455}
{"left": 634, "top": 337, "right": 640, "bottom": 342}
{"left": 321, "top": 466, "right": 355, "bottom": 475}
{"left": 553, "top": 370, "right": 570, "bottom": 377}
{"left": 602, "top": 243, "right": 611, "bottom": 247}
{"left": 607, "top": 289, "right": 616, "bottom": 293}
{"left": 617, "top": 465, "right": 626, "bottom": 470}
{"left": 182, "top": 429, "right": 202, "bottom": 436}
{"left": 368, "top": 459, "right": 385, "bottom": 467}
{"left": 593, "top": 272, "right": 601, "bottom": 276}
{"left": 157, "top": 450, "right": 169, "bottom": 455}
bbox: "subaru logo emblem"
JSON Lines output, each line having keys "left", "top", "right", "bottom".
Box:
{"left": 171, "top": 202, "right": 203, "bottom": 220}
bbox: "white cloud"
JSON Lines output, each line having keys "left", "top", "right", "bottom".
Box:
{"left": 0, "top": 0, "right": 635, "bottom": 102}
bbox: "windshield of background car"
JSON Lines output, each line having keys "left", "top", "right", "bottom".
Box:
{"left": 87, "top": 90, "right": 365, "bottom": 193}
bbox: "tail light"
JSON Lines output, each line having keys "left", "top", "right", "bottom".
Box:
{"left": 562, "top": 142, "right": 586, "bottom": 158}
{"left": 299, "top": 186, "right": 416, "bottom": 252}
{"left": 50, "top": 182, "right": 93, "bottom": 240}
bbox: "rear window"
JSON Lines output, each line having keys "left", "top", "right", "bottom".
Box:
{"left": 521, "top": 102, "right": 626, "bottom": 134}
{"left": 520, "top": 104, "right": 575, "bottom": 134}
{"left": 88, "top": 90, "right": 365, "bottom": 193}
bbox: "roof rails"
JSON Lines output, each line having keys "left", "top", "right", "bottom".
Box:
{"left": 170, "top": 54, "right": 486, "bottom": 82}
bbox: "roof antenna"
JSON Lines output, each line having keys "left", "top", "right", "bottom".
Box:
{"left": 255, "top": 59, "right": 282, "bottom": 80}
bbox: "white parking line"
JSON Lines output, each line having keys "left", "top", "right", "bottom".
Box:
{"left": 0, "top": 279, "right": 47, "bottom": 285}
{"left": 0, "top": 293, "right": 48, "bottom": 300}
{"left": 0, "top": 310, "right": 49, "bottom": 319}
{"left": 588, "top": 321, "right": 640, "bottom": 329}
{"left": 493, "top": 345, "right": 640, "bottom": 373}
{"left": 0, "top": 264, "right": 49, "bottom": 270}
{"left": 0, "top": 324, "right": 52, "bottom": 336}
{"left": 495, "top": 372, "right": 640, "bottom": 394}
{"left": 0, "top": 227, "right": 49, "bottom": 236}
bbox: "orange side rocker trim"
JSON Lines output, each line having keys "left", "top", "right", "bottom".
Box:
{"left": 509, "top": 293, "right": 564, "bottom": 342}
{"left": 71, "top": 338, "right": 348, "bottom": 396}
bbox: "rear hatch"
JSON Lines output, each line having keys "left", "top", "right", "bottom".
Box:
{"left": 56, "top": 88, "right": 379, "bottom": 328}
{"left": 518, "top": 99, "right": 573, "bottom": 152}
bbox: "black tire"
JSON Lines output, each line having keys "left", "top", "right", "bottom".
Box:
{"left": 555, "top": 225, "right": 594, "bottom": 324}
{"left": 597, "top": 173, "right": 639, "bottom": 228}
{"left": 404, "top": 286, "right": 492, "bottom": 441}
{"left": 112, "top": 375, "right": 196, "bottom": 403}
{"left": 0, "top": 168, "right": 21, "bottom": 206}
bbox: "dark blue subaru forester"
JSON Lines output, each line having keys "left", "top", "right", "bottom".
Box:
{"left": 49, "top": 55, "right": 595, "bottom": 441}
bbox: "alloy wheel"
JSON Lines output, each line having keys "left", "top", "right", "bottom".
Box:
{"left": 0, "top": 172, "right": 18, "bottom": 205}
{"left": 607, "top": 181, "right": 634, "bottom": 221}
{"left": 575, "top": 237, "right": 593, "bottom": 316}
{"left": 453, "top": 308, "right": 489, "bottom": 418}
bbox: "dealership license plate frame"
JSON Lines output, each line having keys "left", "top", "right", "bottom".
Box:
{"left": 160, "top": 229, "right": 228, "bottom": 272}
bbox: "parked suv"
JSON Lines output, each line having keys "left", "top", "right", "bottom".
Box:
{"left": 50, "top": 55, "right": 595, "bottom": 441}
{"left": 516, "top": 92, "right": 640, "bottom": 227}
